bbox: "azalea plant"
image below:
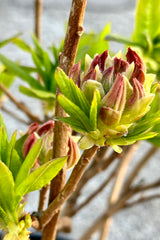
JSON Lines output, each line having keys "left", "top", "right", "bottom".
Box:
{"left": 0, "top": 0, "right": 160, "bottom": 240}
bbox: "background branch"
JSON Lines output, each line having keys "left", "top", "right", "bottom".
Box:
{"left": 100, "top": 143, "right": 139, "bottom": 240}
{"left": 0, "top": 82, "right": 42, "bottom": 123}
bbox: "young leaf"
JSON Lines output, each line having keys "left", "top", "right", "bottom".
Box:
{"left": 57, "top": 117, "right": 87, "bottom": 133}
{"left": 90, "top": 90, "right": 101, "bottom": 130}
{"left": 12, "top": 38, "right": 31, "bottom": 52}
{"left": 133, "top": 0, "right": 160, "bottom": 47}
{"left": 55, "top": 68, "right": 90, "bottom": 117}
{"left": 15, "top": 139, "right": 43, "bottom": 188}
{"left": 0, "top": 54, "right": 43, "bottom": 90}
{"left": 0, "top": 114, "right": 8, "bottom": 140}
{"left": 14, "top": 134, "right": 28, "bottom": 162}
{"left": 0, "top": 161, "right": 15, "bottom": 215}
{"left": 19, "top": 86, "right": 56, "bottom": 101}
{"left": 31, "top": 33, "right": 44, "bottom": 57}
{"left": 15, "top": 156, "right": 67, "bottom": 197}
{"left": 58, "top": 94, "right": 92, "bottom": 132}
{"left": 0, "top": 127, "right": 9, "bottom": 166}
{"left": 0, "top": 33, "right": 22, "bottom": 48}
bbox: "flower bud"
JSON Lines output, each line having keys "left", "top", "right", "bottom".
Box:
{"left": 37, "top": 120, "right": 54, "bottom": 136}
{"left": 69, "top": 60, "right": 81, "bottom": 86}
{"left": 67, "top": 136, "right": 80, "bottom": 168}
{"left": 22, "top": 133, "right": 37, "bottom": 158}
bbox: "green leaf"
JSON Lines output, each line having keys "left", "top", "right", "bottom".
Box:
{"left": 31, "top": 33, "right": 44, "bottom": 57}
{"left": 0, "top": 33, "right": 22, "bottom": 48}
{"left": 6, "top": 131, "right": 17, "bottom": 167}
{"left": 76, "top": 23, "right": 110, "bottom": 69}
{"left": 0, "top": 206, "right": 8, "bottom": 226}
{"left": 19, "top": 86, "right": 56, "bottom": 101}
{"left": 12, "top": 38, "right": 31, "bottom": 52}
{"left": 55, "top": 68, "right": 90, "bottom": 116}
{"left": 57, "top": 117, "right": 87, "bottom": 133}
{"left": 58, "top": 94, "right": 92, "bottom": 132}
{"left": 0, "top": 71, "right": 15, "bottom": 97}
{"left": 133, "top": 0, "right": 160, "bottom": 47}
{"left": 14, "top": 134, "right": 27, "bottom": 162}
{"left": 0, "top": 54, "right": 43, "bottom": 90}
{"left": 0, "top": 114, "right": 8, "bottom": 140}
{"left": 15, "top": 156, "right": 67, "bottom": 197}
{"left": 0, "top": 127, "right": 9, "bottom": 166}
{"left": 90, "top": 90, "right": 101, "bottom": 130}
{"left": 15, "top": 139, "right": 43, "bottom": 188}
{"left": 0, "top": 161, "right": 15, "bottom": 216}
{"left": 105, "top": 34, "right": 143, "bottom": 47}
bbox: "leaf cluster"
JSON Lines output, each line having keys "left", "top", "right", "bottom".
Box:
{"left": 0, "top": 114, "right": 67, "bottom": 229}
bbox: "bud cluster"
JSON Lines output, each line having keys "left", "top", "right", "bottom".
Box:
{"left": 69, "top": 48, "right": 155, "bottom": 151}
{"left": 22, "top": 120, "right": 79, "bottom": 168}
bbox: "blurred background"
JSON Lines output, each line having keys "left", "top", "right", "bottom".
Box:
{"left": 0, "top": 0, "right": 159, "bottom": 240}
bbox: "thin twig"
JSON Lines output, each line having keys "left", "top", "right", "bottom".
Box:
{"left": 70, "top": 168, "right": 117, "bottom": 217}
{"left": 40, "top": 145, "right": 99, "bottom": 230}
{"left": 99, "top": 143, "right": 139, "bottom": 240}
{"left": 42, "top": 1, "right": 87, "bottom": 239}
{"left": 35, "top": 0, "right": 43, "bottom": 41}
{"left": 64, "top": 150, "right": 119, "bottom": 217}
{"left": 79, "top": 178, "right": 160, "bottom": 240}
{"left": 1, "top": 105, "right": 30, "bottom": 125}
{"left": 123, "top": 194, "right": 160, "bottom": 209}
{"left": 122, "top": 146, "right": 159, "bottom": 195}
{"left": 0, "top": 82, "right": 42, "bottom": 123}
{"left": 38, "top": 184, "right": 50, "bottom": 212}
{"left": 79, "top": 189, "right": 134, "bottom": 240}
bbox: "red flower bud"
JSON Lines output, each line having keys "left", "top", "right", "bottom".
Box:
{"left": 114, "top": 57, "right": 129, "bottom": 75}
{"left": 126, "top": 47, "right": 145, "bottom": 84}
{"left": 22, "top": 133, "right": 37, "bottom": 158}
{"left": 128, "top": 78, "right": 145, "bottom": 106}
{"left": 27, "top": 122, "right": 39, "bottom": 135}
{"left": 37, "top": 120, "right": 54, "bottom": 136}
{"left": 69, "top": 60, "right": 81, "bottom": 86}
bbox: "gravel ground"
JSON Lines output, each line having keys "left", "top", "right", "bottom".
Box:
{"left": 0, "top": 0, "right": 160, "bottom": 240}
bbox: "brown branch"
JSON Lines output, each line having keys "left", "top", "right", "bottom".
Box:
{"left": 132, "top": 179, "right": 160, "bottom": 193}
{"left": 57, "top": 216, "right": 72, "bottom": 233}
{"left": 70, "top": 168, "right": 117, "bottom": 217}
{"left": 123, "top": 194, "right": 160, "bottom": 209}
{"left": 79, "top": 178, "right": 160, "bottom": 240}
{"left": 40, "top": 145, "right": 99, "bottom": 230}
{"left": 35, "top": 0, "right": 43, "bottom": 41}
{"left": 0, "top": 82, "right": 42, "bottom": 123}
{"left": 1, "top": 105, "right": 30, "bottom": 125}
{"left": 79, "top": 189, "right": 134, "bottom": 240}
{"left": 42, "top": 2, "right": 87, "bottom": 239}
{"left": 122, "top": 146, "right": 158, "bottom": 195}
{"left": 38, "top": 184, "right": 50, "bottom": 212}
{"left": 100, "top": 143, "right": 139, "bottom": 240}
{"left": 63, "top": 150, "right": 119, "bottom": 216}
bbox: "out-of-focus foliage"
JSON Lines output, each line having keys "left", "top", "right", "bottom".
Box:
{"left": 0, "top": 114, "right": 67, "bottom": 239}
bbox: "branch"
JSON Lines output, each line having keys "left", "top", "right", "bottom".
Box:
{"left": 35, "top": 0, "right": 43, "bottom": 41}
{"left": 70, "top": 167, "right": 117, "bottom": 217}
{"left": 40, "top": 145, "right": 99, "bottom": 229}
{"left": 79, "top": 178, "right": 160, "bottom": 240}
{"left": 64, "top": 150, "right": 119, "bottom": 216}
{"left": 79, "top": 189, "right": 134, "bottom": 240}
{"left": 1, "top": 106, "right": 30, "bottom": 125}
{"left": 123, "top": 194, "right": 160, "bottom": 209}
{"left": 38, "top": 184, "right": 50, "bottom": 212}
{"left": 42, "top": 1, "right": 87, "bottom": 239}
{"left": 0, "top": 82, "right": 42, "bottom": 123}
{"left": 100, "top": 143, "right": 139, "bottom": 240}
{"left": 122, "top": 146, "right": 158, "bottom": 195}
